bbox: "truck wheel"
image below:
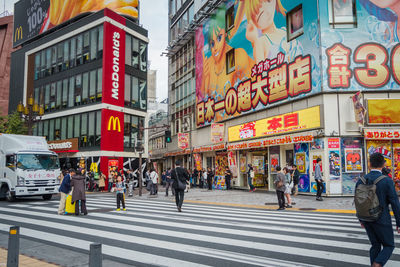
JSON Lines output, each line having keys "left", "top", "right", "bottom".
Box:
{"left": 0, "top": 186, "right": 7, "bottom": 200}
{"left": 42, "top": 194, "right": 52, "bottom": 200}
{"left": 5, "top": 187, "right": 16, "bottom": 202}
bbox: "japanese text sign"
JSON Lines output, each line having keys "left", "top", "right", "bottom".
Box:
{"left": 178, "top": 133, "right": 189, "bottom": 150}
{"left": 327, "top": 138, "right": 340, "bottom": 149}
{"left": 211, "top": 123, "right": 225, "bottom": 143}
{"left": 228, "top": 106, "right": 320, "bottom": 142}
{"left": 364, "top": 129, "right": 400, "bottom": 140}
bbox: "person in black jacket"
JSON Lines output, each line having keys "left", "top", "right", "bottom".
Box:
{"left": 207, "top": 167, "right": 214, "bottom": 190}
{"left": 291, "top": 164, "right": 300, "bottom": 196}
{"left": 171, "top": 160, "right": 189, "bottom": 212}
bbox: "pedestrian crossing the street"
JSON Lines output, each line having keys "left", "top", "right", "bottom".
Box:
{"left": 1, "top": 195, "right": 400, "bottom": 267}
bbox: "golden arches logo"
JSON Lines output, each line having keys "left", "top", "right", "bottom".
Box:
{"left": 108, "top": 116, "right": 121, "bottom": 132}
{"left": 14, "top": 26, "right": 23, "bottom": 42}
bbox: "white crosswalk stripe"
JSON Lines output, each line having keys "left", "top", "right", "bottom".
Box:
{"left": 1, "top": 195, "right": 400, "bottom": 267}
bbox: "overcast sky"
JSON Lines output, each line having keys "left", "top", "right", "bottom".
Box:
{"left": 3, "top": 0, "right": 169, "bottom": 101}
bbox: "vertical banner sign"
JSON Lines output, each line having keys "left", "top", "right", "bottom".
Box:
{"left": 227, "top": 151, "right": 238, "bottom": 177}
{"left": 101, "top": 109, "right": 124, "bottom": 151}
{"left": 352, "top": 92, "right": 366, "bottom": 126}
{"left": 102, "top": 21, "right": 126, "bottom": 107}
{"left": 193, "top": 154, "right": 202, "bottom": 171}
{"left": 178, "top": 133, "right": 189, "bottom": 150}
{"left": 211, "top": 123, "right": 224, "bottom": 143}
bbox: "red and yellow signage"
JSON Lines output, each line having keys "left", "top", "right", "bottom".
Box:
{"left": 102, "top": 21, "right": 126, "bottom": 107}
{"left": 365, "top": 129, "right": 400, "bottom": 140}
{"left": 228, "top": 106, "right": 320, "bottom": 142}
{"left": 178, "top": 133, "right": 189, "bottom": 150}
{"left": 327, "top": 43, "right": 400, "bottom": 89}
{"left": 367, "top": 99, "right": 400, "bottom": 124}
{"left": 227, "top": 133, "right": 314, "bottom": 151}
{"left": 101, "top": 109, "right": 124, "bottom": 151}
{"left": 193, "top": 143, "right": 226, "bottom": 153}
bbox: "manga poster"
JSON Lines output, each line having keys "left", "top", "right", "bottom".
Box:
{"left": 328, "top": 150, "right": 341, "bottom": 181}
{"left": 227, "top": 151, "right": 238, "bottom": 177}
{"left": 344, "top": 148, "right": 363, "bottom": 173}
{"left": 366, "top": 140, "right": 392, "bottom": 171}
{"left": 393, "top": 141, "right": 400, "bottom": 191}
{"left": 239, "top": 155, "right": 247, "bottom": 173}
{"left": 252, "top": 155, "right": 265, "bottom": 187}
{"left": 295, "top": 152, "right": 306, "bottom": 173}
{"left": 295, "top": 143, "right": 310, "bottom": 192}
{"left": 215, "top": 152, "right": 228, "bottom": 189}
{"left": 270, "top": 154, "right": 280, "bottom": 173}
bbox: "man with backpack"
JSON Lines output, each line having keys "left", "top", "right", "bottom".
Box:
{"left": 355, "top": 152, "right": 400, "bottom": 267}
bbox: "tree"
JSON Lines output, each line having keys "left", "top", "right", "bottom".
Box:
{"left": 0, "top": 111, "right": 28, "bottom": 135}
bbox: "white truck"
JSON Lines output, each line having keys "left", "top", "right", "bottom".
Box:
{"left": 0, "top": 134, "right": 61, "bottom": 201}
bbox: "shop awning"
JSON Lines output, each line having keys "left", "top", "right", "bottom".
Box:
{"left": 227, "top": 132, "right": 315, "bottom": 151}
{"left": 164, "top": 149, "right": 191, "bottom": 157}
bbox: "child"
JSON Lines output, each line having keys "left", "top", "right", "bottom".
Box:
{"left": 115, "top": 175, "right": 126, "bottom": 211}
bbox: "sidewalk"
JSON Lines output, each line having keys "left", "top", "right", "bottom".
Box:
{"left": 0, "top": 247, "right": 59, "bottom": 267}
{"left": 92, "top": 186, "right": 356, "bottom": 214}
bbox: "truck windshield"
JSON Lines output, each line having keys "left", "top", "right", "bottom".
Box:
{"left": 16, "top": 154, "right": 60, "bottom": 170}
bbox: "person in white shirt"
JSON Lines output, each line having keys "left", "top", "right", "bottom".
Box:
{"left": 149, "top": 168, "right": 159, "bottom": 196}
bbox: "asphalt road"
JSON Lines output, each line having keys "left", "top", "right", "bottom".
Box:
{"left": 0, "top": 194, "right": 400, "bottom": 267}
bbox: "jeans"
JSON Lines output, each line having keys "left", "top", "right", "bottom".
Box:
{"left": 116, "top": 193, "right": 125, "bottom": 209}
{"left": 248, "top": 176, "right": 255, "bottom": 190}
{"left": 316, "top": 179, "right": 324, "bottom": 198}
{"left": 108, "top": 182, "right": 113, "bottom": 192}
{"left": 150, "top": 183, "right": 157, "bottom": 195}
{"left": 276, "top": 190, "right": 285, "bottom": 209}
{"left": 74, "top": 200, "right": 87, "bottom": 215}
{"left": 226, "top": 177, "right": 231, "bottom": 190}
{"left": 364, "top": 222, "right": 395, "bottom": 266}
{"left": 175, "top": 188, "right": 185, "bottom": 208}
{"left": 165, "top": 180, "right": 175, "bottom": 196}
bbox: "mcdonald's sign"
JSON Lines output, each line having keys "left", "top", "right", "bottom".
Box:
{"left": 108, "top": 116, "right": 121, "bottom": 132}
{"left": 14, "top": 26, "right": 23, "bottom": 42}
{"left": 101, "top": 109, "right": 124, "bottom": 151}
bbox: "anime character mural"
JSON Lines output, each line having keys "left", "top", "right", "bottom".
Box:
{"left": 196, "top": 0, "right": 321, "bottom": 126}
{"left": 198, "top": 6, "right": 254, "bottom": 103}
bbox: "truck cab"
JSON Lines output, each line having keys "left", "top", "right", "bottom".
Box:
{"left": 0, "top": 134, "right": 61, "bottom": 201}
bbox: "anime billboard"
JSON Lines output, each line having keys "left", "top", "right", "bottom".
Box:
{"left": 195, "top": 0, "right": 321, "bottom": 126}
{"left": 321, "top": 0, "right": 400, "bottom": 91}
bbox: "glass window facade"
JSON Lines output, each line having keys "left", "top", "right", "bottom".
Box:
{"left": 34, "top": 25, "right": 103, "bottom": 80}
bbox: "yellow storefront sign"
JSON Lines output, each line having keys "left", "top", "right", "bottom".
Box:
{"left": 228, "top": 106, "right": 321, "bottom": 142}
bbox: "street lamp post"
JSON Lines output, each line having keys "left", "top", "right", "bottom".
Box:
{"left": 17, "top": 95, "right": 44, "bottom": 135}
{"left": 183, "top": 116, "right": 193, "bottom": 171}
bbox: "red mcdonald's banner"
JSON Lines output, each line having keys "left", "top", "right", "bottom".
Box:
{"left": 102, "top": 21, "right": 126, "bottom": 107}
{"left": 101, "top": 109, "right": 124, "bottom": 151}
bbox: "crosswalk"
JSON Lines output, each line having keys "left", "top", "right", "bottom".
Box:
{"left": 1, "top": 195, "right": 400, "bottom": 267}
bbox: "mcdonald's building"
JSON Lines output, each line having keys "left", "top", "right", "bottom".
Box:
{"left": 9, "top": 6, "right": 148, "bottom": 182}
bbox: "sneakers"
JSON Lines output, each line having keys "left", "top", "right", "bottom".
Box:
{"left": 316, "top": 197, "right": 323, "bottom": 201}
{"left": 277, "top": 207, "right": 285, "bottom": 210}
{"left": 116, "top": 208, "right": 121, "bottom": 211}
{"left": 253, "top": 188, "right": 256, "bottom": 192}
{"left": 286, "top": 205, "right": 292, "bottom": 208}
{"left": 177, "top": 207, "right": 182, "bottom": 212}
{"left": 123, "top": 208, "right": 126, "bottom": 211}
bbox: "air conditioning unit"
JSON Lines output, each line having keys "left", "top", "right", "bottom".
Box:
{"left": 345, "top": 121, "right": 360, "bottom": 132}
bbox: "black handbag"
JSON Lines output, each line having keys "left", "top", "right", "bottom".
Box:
{"left": 175, "top": 169, "right": 187, "bottom": 190}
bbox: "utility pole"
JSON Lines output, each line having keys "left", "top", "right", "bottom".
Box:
{"left": 138, "top": 151, "right": 143, "bottom": 196}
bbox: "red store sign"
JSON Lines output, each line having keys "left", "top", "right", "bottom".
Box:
{"left": 102, "top": 21, "right": 126, "bottom": 107}
{"left": 364, "top": 129, "right": 400, "bottom": 140}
